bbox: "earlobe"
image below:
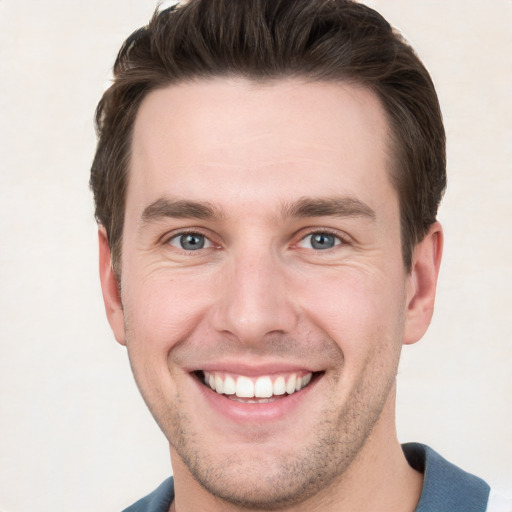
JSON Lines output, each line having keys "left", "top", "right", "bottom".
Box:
{"left": 98, "top": 227, "right": 126, "bottom": 346}
{"left": 403, "top": 222, "right": 443, "bottom": 345}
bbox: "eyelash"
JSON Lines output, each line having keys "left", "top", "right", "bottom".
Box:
{"left": 163, "top": 227, "right": 350, "bottom": 253}
{"left": 295, "top": 228, "right": 350, "bottom": 250}
{"left": 164, "top": 229, "right": 217, "bottom": 253}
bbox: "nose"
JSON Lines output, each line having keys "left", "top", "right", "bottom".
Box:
{"left": 211, "top": 248, "right": 299, "bottom": 345}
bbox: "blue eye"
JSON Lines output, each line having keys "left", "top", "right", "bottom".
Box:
{"left": 169, "top": 233, "right": 211, "bottom": 251}
{"left": 299, "top": 232, "right": 341, "bottom": 250}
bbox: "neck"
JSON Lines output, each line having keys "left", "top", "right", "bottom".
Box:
{"left": 170, "top": 391, "right": 423, "bottom": 512}
{"left": 325, "top": 403, "right": 423, "bottom": 512}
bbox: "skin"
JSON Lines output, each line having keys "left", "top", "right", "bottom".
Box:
{"left": 99, "top": 78, "right": 443, "bottom": 511}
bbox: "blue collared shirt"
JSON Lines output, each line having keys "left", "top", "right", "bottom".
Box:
{"left": 122, "top": 443, "right": 492, "bottom": 512}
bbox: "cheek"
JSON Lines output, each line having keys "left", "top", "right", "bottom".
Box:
{"left": 121, "top": 269, "right": 213, "bottom": 355}
{"left": 120, "top": 270, "right": 214, "bottom": 413}
{"left": 296, "top": 267, "right": 406, "bottom": 359}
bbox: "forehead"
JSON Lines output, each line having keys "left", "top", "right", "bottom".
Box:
{"left": 128, "top": 77, "right": 395, "bottom": 217}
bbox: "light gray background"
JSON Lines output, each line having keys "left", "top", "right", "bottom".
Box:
{"left": 0, "top": 1, "right": 511, "bottom": 511}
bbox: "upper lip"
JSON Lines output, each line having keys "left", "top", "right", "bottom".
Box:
{"left": 186, "top": 360, "right": 321, "bottom": 376}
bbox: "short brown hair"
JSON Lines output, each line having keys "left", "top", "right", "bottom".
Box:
{"left": 90, "top": 0, "right": 446, "bottom": 273}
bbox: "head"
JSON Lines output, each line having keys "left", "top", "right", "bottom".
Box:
{"left": 92, "top": 1, "right": 445, "bottom": 509}
{"left": 91, "top": 0, "right": 445, "bottom": 277}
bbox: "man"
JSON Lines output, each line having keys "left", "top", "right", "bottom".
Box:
{"left": 90, "top": 1, "right": 507, "bottom": 511}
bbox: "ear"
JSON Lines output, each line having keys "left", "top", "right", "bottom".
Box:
{"left": 98, "top": 226, "right": 126, "bottom": 346}
{"left": 403, "top": 221, "right": 443, "bottom": 345}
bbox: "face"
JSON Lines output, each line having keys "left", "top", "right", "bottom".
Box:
{"left": 100, "top": 78, "right": 438, "bottom": 509}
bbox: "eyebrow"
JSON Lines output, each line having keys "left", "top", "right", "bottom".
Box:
{"left": 140, "top": 195, "right": 375, "bottom": 226}
{"left": 281, "top": 196, "right": 376, "bottom": 221}
{"left": 141, "top": 198, "right": 223, "bottom": 224}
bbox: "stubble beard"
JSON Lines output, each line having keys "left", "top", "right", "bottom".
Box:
{"left": 123, "top": 307, "right": 404, "bottom": 510}
{"left": 162, "top": 356, "right": 400, "bottom": 510}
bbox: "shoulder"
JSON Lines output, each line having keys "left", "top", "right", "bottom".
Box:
{"left": 121, "top": 477, "right": 174, "bottom": 512}
{"left": 403, "top": 443, "right": 492, "bottom": 512}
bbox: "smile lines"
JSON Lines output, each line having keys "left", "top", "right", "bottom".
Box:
{"left": 202, "top": 371, "right": 313, "bottom": 399}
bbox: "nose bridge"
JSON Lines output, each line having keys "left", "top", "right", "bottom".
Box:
{"left": 212, "top": 242, "right": 298, "bottom": 343}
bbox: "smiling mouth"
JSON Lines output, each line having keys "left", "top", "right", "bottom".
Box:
{"left": 196, "top": 370, "right": 320, "bottom": 403}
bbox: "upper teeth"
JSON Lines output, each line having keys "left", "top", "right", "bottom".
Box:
{"left": 203, "top": 371, "right": 312, "bottom": 398}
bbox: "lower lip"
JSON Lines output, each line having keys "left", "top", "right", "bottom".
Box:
{"left": 193, "top": 374, "right": 321, "bottom": 424}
